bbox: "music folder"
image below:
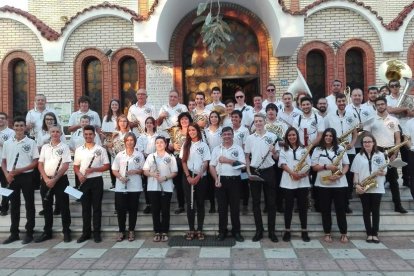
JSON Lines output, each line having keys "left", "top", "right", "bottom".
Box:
{"left": 0, "top": 187, "right": 13, "bottom": 197}
{"left": 64, "top": 186, "right": 83, "bottom": 199}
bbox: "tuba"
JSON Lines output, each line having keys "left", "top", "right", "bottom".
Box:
{"left": 288, "top": 68, "right": 312, "bottom": 98}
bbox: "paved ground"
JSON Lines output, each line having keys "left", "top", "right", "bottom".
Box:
{"left": 0, "top": 234, "right": 414, "bottom": 275}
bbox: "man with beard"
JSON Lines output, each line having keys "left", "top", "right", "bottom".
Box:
{"left": 278, "top": 92, "right": 302, "bottom": 127}
{"left": 362, "top": 86, "right": 379, "bottom": 113}
{"left": 316, "top": 97, "right": 328, "bottom": 118}
{"left": 326, "top": 80, "right": 343, "bottom": 114}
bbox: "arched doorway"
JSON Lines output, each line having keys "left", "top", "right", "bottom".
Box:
{"left": 183, "top": 20, "right": 260, "bottom": 105}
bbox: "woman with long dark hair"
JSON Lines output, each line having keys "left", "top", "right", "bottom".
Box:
{"left": 180, "top": 123, "right": 211, "bottom": 241}
{"left": 311, "top": 128, "right": 350, "bottom": 243}
{"left": 37, "top": 112, "right": 65, "bottom": 148}
{"left": 102, "top": 99, "right": 122, "bottom": 132}
{"left": 351, "top": 133, "right": 387, "bottom": 243}
{"left": 279, "top": 127, "right": 311, "bottom": 242}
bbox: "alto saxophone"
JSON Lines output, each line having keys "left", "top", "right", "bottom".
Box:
{"left": 359, "top": 163, "right": 388, "bottom": 193}
{"left": 292, "top": 144, "right": 314, "bottom": 178}
{"left": 320, "top": 149, "right": 347, "bottom": 185}
{"left": 338, "top": 125, "right": 358, "bottom": 148}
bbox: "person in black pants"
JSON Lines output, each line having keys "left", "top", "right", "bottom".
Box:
{"left": 2, "top": 117, "right": 39, "bottom": 245}
{"left": 74, "top": 125, "right": 110, "bottom": 243}
{"left": 36, "top": 125, "right": 72, "bottom": 243}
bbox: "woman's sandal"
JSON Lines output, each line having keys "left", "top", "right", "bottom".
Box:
{"left": 197, "top": 231, "right": 205, "bottom": 241}
{"left": 116, "top": 232, "right": 125, "bottom": 242}
{"left": 128, "top": 231, "right": 135, "bottom": 242}
{"left": 161, "top": 233, "right": 169, "bottom": 242}
{"left": 324, "top": 234, "right": 333, "bottom": 243}
{"left": 185, "top": 231, "right": 195, "bottom": 241}
{"left": 340, "top": 234, "right": 349, "bottom": 243}
{"left": 153, "top": 233, "right": 161, "bottom": 242}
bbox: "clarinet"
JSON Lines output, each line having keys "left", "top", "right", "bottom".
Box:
{"left": 44, "top": 157, "right": 62, "bottom": 201}
{"left": 153, "top": 155, "right": 164, "bottom": 195}
{"left": 79, "top": 155, "right": 96, "bottom": 187}
{"left": 7, "top": 153, "right": 20, "bottom": 188}
{"left": 123, "top": 160, "right": 129, "bottom": 194}
{"left": 254, "top": 138, "right": 279, "bottom": 176}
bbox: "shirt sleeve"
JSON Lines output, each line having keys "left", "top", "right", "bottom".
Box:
{"left": 39, "top": 146, "right": 46, "bottom": 163}
{"left": 278, "top": 150, "right": 288, "bottom": 167}
{"left": 311, "top": 148, "right": 320, "bottom": 166}
{"left": 350, "top": 154, "right": 361, "bottom": 173}
{"left": 244, "top": 136, "right": 251, "bottom": 154}
{"left": 73, "top": 148, "right": 81, "bottom": 166}
{"left": 63, "top": 146, "right": 72, "bottom": 163}
{"left": 237, "top": 146, "right": 246, "bottom": 164}
{"left": 31, "top": 140, "right": 40, "bottom": 159}
{"left": 143, "top": 154, "right": 151, "bottom": 171}
{"left": 203, "top": 143, "right": 211, "bottom": 161}
{"left": 111, "top": 153, "right": 121, "bottom": 171}
{"left": 170, "top": 154, "right": 178, "bottom": 173}
{"left": 100, "top": 148, "right": 110, "bottom": 164}
{"left": 209, "top": 146, "right": 218, "bottom": 167}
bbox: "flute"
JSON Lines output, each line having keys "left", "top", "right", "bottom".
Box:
{"left": 7, "top": 153, "right": 20, "bottom": 188}
{"left": 153, "top": 155, "right": 164, "bottom": 195}
{"left": 190, "top": 165, "right": 194, "bottom": 210}
{"left": 44, "top": 157, "right": 63, "bottom": 201}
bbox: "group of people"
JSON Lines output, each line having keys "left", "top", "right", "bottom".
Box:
{"left": 1, "top": 79, "right": 413, "bottom": 246}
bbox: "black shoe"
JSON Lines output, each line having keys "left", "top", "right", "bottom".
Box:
{"left": 3, "top": 234, "right": 19, "bottom": 244}
{"left": 233, "top": 233, "right": 244, "bottom": 242}
{"left": 143, "top": 205, "right": 151, "bottom": 214}
{"left": 217, "top": 233, "right": 226, "bottom": 241}
{"left": 301, "top": 232, "right": 310, "bottom": 242}
{"left": 35, "top": 232, "right": 52, "bottom": 243}
{"left": 345, "top": 206, "right": 353, "bottom": 214}
{"left": 395, "top": 206, "right": 408, "bottom": 214}
{"left": 174, "top": 207, "right": 185, "bottom": 214}
{"left": 38, "top": 210, "right": 45, "bottom": 216}
{"left": 22, "top": 234, "right": 33, "bottom": 244}
{"left": 282, "top": 231, "right": 291, "bottom": 242}
{"left": 263, "top": 206, "right": 268, "bottom": 213}
{"left": 63, "top": 232, "right": 72, "bottom": 243}
{"left": 77, "top": 234, "right": 91, "bottom": 243}
{"left": 277, "top": 207, "right": 284, "bottom": 213}
{"left": 209, "top": 206, "right": 216, "bottom": 213}
{"left": 269, "top": 232, "right": 279, "bottom": 243}
{"left": 94, "top": 234, "right": 102, "bottom": 243}
{"left": 252, "top": 231, "right": 263, "bottom": 242}
{"left": 53, "top": 209, "right": 61, "bottom": 215}
{"left": 0, "top": 210, "right": 7, "bottom": 216}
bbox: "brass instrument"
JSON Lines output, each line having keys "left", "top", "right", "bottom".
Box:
{"left": 344, "top": 86, "right": 351, "bottom": 105}
{"left": 130, "top": 113, "right": 144, "bottom": 135}
{"left": 288, "top": 68, "right": 312, "bottom": 97}
{"left": 293, "top": 144, "right": 314, "bottom": 176}
{"left": 264, "top": 121, "right": 285, "bottom": 140}
{"left": 211, "top": 105, "right": 226, "bottom": 121}
{"left": 111, "top": 133, "right": 126, "bottom": 158}
{"left": 193, "top": 113, "right": 208, "bottom": 128}
{"left": 166, "top": 126, "right": 180, "bottom": 145}
{"left": 338, "top": 125, "right": 358, "bottom": 148}
{"left": 320, "top": 149, "right": 347, "bottom": 185}
{"left": 384, "top": 139, "right": 410, "bottom": 157}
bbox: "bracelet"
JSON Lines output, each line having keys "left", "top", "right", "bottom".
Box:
{"left": 323, "top": 164, "right": 327, "bottom": 170}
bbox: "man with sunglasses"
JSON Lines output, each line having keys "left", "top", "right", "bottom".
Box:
{"left": 234, "top": 90, "right": 254, "bottom": 130}
{"left": 263, "top": 83, "right": 283, "bottom": 111}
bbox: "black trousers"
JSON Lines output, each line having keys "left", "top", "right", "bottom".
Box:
{"left": 9, "top": 172, "right": 35, "bottom": 235}
{"left": 250, "top": 167, "right": 276, "bottom": 233}
{"left": 274, "top": 164, "right": 284, "bottom": 210}
{"left": 346, "top": 154, "right": 355, "bottom": 201}
{"left": 400, "top": 134, "right": 410, "bottom": 185}
{"left": 80, "top": 176, "right": 103, "bottom": 235}
{"left": 107, "top": 152, "right": 116, "bottom": 186}
{"left": 386, "top": 167, "right": 402, "bottom": 207}
{"left": 216, "top": 175, "right": 241, "bottom": 234}
{"left": 142, "top": 176, "right": 150, "bottom": 205}
{"left": 408, "top": 150, "right": 414, "bottom": 199}
{"left": 241, "top": 173, "right": 249, "bottom": 206}
{"left": 205, "top": 172, "right": 216, "bottom": 208}
{"left": 283, "top": 187, "right": 308, "bottom": 230}
{"left": 148, "top": 191, "right": 172, "bottom": 233}
{"left": 183, "top": 173, "right": 208, "bottom": 231}
{"left": 318, "top": 187, "right": 348, "bottom": 234}
{"left": 359, "top": 193, "right": 382, "bottom": 236}
{"left": 40, "top": 175, "right": 71, "bottom": 234}
{"left": 115, "top": 192, "right": 140, "bottom": 232}
{"left": 172, "top": 156, "right": 185, "bottom": 208}
{"left": 0, "top": 169, "right": 9, "bottom": 212}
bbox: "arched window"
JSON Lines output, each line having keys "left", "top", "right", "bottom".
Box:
{"left": 120, "top": 57, "right": 138, "bottom": 114}
{"left": 345, "top": 48, "right": 364, "bottom": 91}
{"left": 306, "top": 50, "right": 326, "bottom": 104}
{"left": 84, "top": 58, "right": 102, "bottom": 116}
{"left": 13, "top": 60, "right": 28, "bottom": 117}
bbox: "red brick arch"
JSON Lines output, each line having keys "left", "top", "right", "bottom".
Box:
{"left": 110, "top": 47, "right": 146, "bottom": 101}
{"left": 1, "top": 50, "right": 36, "bottom": 120}
{"left": 73, "top": 48, "right": 110, "bottom": 113}
{"left": 407, "top": 42, "right": 414, "bottom": 72}
{"left": 171, "top": 6, "right": 270, "bottom": 101}
{"left": 297, "top": 41, "right": 336, "bottom": 96}
{"left": 337, "top": 39, "right": 376, "bottom": 95}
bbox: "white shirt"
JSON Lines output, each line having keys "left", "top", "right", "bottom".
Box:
{"left": 263, "top": 99, "right": 284, "bottom": 111}
{"left": 351, "top": 152, "right": 387, "bottom": 194}
{"left": 204, "top": 126, "right": 222, "bottom": 151}
{"left": 325, "top": 94, "right": 337, "bottom": 114}
{"left": 235, "top": 104, "right": 254, "bottom": 128}
{"left": 233, "top": 126, "right": 249, "bottom": 148}
{"left": 101, "top": 115, "right": 117, "bottom": 132}
{"left": 365, "top": 114, "right": 399, "bottom": 148}
{"left": 143, "top": 152, "right": 178, "bottom": 192}
{"left": 406, "top": 118, "right": 414, "bottom": 151}
{"left": 26, "top": 107, "right": 58, "bottom": 138}
{"left": 69, "top": 109, "right": 101, "bottom": 129}
{"left": 179, "top": 140, "right": 211, "bottom": 176}
{"left": 136, "top": 132, "right": 158, "bottom": 156}
{"left": 2, "top": 136, "right": 39, "bottom": 173}
{"left": 278, "top": 146, "right": 311, "bottom": 189}
{"left": 73, "top": 144, "right": 109, "bottom": 178}
{"left": 292, "top": 113, "right": 324, "bottom": 145}
{"left": 386, "top": 93, "right": 410, "bottom": 128}
{"left": 245, "top": 131, "right": 279, "bottom": 169}
{"left": 278, "top": 107, "right": 302, "bottom": 126}
{"left": 127, "top": 103, "right": 157, "bottom": 137}
{"left": 311, "top": 146, "right": 350, "bottom": 188}
{"left": 112, "top": 149, "right": 145, "bottom": 192}
{"left": 345, "top": 104, "right": 375, "bottom": 127}
{"left": 205, "top": 102, "right": 225, "bottom": 111}
{"left": 325, "top": 111, "right": 358, "bottom": 154}
{"left": 69, "top": 129, "right": 102, "bottom": 151}
{"left": 158, "top": 103, "right": 188, "bottom": 136}
{"left": 39, "top": 142, "right": 72, "bottom": 176}
{"left": 222, "top": 116, "right": 232, "bottom": 128}
{"left": 210, "top": 144, "right": 246, "bottom": 176}
{"left": 0, "top": 127, "right": 15, "bottom": 167}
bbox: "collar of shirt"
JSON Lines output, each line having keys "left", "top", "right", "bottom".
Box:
{"left": 12, "top": 136, "right": 28, "bottom": 144}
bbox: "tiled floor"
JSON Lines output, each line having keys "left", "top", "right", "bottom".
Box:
{"left": 0, "top": 235, "right": 414, "bottom": 274}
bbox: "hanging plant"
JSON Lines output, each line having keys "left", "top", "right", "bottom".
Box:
{"left": 193, "top": 0, "right": 233, "bottom": 53}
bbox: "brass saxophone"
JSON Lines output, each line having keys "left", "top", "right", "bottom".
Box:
{"left": 338, "top": 125, "right": 358, "bottom": 148}
{"left": 384, "top": 139, "right": 410, "bottom": 157}
{"left": 320, "top": 149, "right": 347, "bottom": 185}
{"left": 293, "top": 144, "right": 314, "bottom": 175}
{"left": 359, "top": 163, "right": 388, "bottom": 193}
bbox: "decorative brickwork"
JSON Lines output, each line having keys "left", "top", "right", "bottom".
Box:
{"left": 171, "top": 5, "right": 270, "bottom": 101}
{"left": 73, "top": 48, "right": 110, "bottom": 113}
{"left": 0, "top": 51, "right": 36, "bottom": 119}
{"left": 297, "top": 41, "right": 335, "bottom": 96}
{"left": 110, "top": 47, "right": 146, "bottom": 100}
{"left": 407, "top": 42, "right": 414, "bottom": 72}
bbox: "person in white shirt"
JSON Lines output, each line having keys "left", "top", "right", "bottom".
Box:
{"left": 209, "top": 126, "right": 246, "bottom": 242}
{"left": 157, "top": 89, "right": 188, "bottom": 138}
{"left": 73, "top": 125, "right": 110, "bottom": 243}
{"left": 101, "top": 99, "right": 122, "bottom": 134}
{"left": 252, "top": 94, "right": 265, "bottom": 120}
{"left": 316, "top": 97, "right": 328, "bottom": 119}
{"left": 26, "top": 94, "right": 58, "bottom": 140}
{"left": 0, "top": 112, "right": 15, "bottom": 216}
{"left": 205, "top": 87, "right": 225, "bottom": 111}
{"left": 127, "top": 89, "right": 156, "bottom": 137}
{"left": 192, "top": 92, "right": 211, "bottom": 129}
{"left": 325, "top": 79, "right": 343, "bottom": 114}
{"left": 278, "top": 92, "right": 302, "bottom": 127}
{"left": 263, "top": 83, "right": 283, "bottom": 111}
{"left": 362, "top": 86, "right": 379, "bottom": 113}
{"left": 222, "top": 99, "right": 235, "bottom": 128}
{"left": 352, "top": 133, "right": 387, "bottom": 244}
{"left": 112, "top": 133, "right": 145, "bottom": 242}
{"left": 278, "top": 127, "right": 311, "bottom": 242}
{"left": 2, "top": 117, "right": 39, "bottom": 245}
{"left": 245, "top": 114, "right": 279, "bottom": 243}
{"left": 69, "top": 115, "right": 102, "bottom": 153}
{"left": 36, "top": 125, "right": 72, "bottom": 243}
{"left": 234, "top": 90, "right": 254, "bottom": 129}
{"left": 311, "top": 128, "right": 350, "bottom": 244}
{"left": 181, "top": 123, "right": 211, "bottom": 241}
{"left": 143, "top": 136, "right": 178, "bottom": 242}
{"left": 405, "top": 117, "right": 414, "bottom": 198}
{"left": 68, "top": 96, "right": 101, "bottom": 134}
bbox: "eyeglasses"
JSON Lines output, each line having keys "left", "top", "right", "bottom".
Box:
{"left": 362, "top": 141, "right": 373, "bottom": 144}
{"left": 45, "top": 118, "right": 55, "bottom": 121}
{"left": 389, "top": 84, "right": 400, "bottom": 88}
{"left": 235, "top": 95, "right": 244, "bottom": 99}
{"left": 267, "top": 89, "right": 275, "bottom": 92}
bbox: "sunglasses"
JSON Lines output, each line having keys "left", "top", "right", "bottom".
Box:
{"left": 267, "top": 89, "right": 275, "bottom": 92}
{"left": 235, "top": 95, "right": 244, "bottom": 99}
{"left": 389, "top": 84, "right": 400, "bottom": 88}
